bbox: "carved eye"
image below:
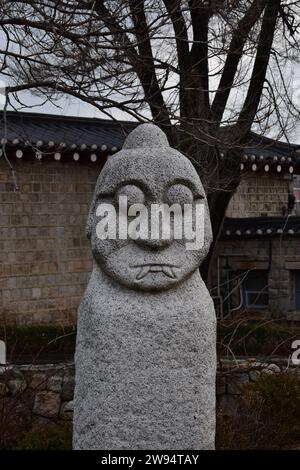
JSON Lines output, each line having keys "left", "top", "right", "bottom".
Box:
{"left": 116, "top": 184, "right": 145, "bottom": 206}
{"left": 166, "top": 184, "right": 195, "bottom": 206}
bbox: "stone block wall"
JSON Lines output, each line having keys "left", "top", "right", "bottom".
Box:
{"left": 0, "top": 358, "right": 296, "bottom": 427}
{"left": 217, "top": 358, "right": 289, "bottom": 415}
{"left": 0, "top": 363, "right": 74, "bottom": 427}
{"left": 227, "top": 173, "right": 293, "bottom": 218}
{"left": 0, "top": 159, "right": 99, "bottom": 325}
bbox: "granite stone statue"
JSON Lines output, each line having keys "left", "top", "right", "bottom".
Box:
{"left": 73, "top": 123, "right": 216, "bottom": 450}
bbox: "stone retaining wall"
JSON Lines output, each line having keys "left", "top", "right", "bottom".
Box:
{"left": 217, "top": 358, "right": 289, "bottom": 414}
{"left": 0, "top": 363, "right": 74, "bottom": 427}
{"left": 1, "top": 358, "right": 299, "bottom": 426}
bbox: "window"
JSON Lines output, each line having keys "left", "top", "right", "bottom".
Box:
{"left": 295, "top": 272, "right": 300, "bottom": 310}
{"left": 242, "top": 270, "right": 269, "bottom": 309}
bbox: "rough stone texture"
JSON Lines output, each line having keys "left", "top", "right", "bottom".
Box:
{"left": 33, "top": 391, "right": 61, "bottom": 418}
{"left": 73, "top": 124, "right": 216, "bottom": 450}
{"left": 60, "top": 400, "right": 74, "bottom": 421}
{"left": 0, "top": 363, "right": 74, "bottom": 422}
{"left": 249, "top": 370, "right": 261, "bottom": 381}
{"left": 261, "top": 363, "right": 281, "bottom": 376}
{"left": 30, "top": 373, "right": 47, "bottom": 390}
{"left": 47, "top": 375, "right": 62, "bottom": 393}
{"left": 8, "top": 379, "right": 27, "bottom": 395}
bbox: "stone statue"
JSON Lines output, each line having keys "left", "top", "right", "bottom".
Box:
{"left": 73, "top": 124, "right": 216, "bottom": 450}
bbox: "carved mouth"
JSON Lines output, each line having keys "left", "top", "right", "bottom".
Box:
{"left": 130, "top": 264, "right": 179, "bottom": 280}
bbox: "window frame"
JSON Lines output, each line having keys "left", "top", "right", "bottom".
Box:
{"left": 242, "top": 270, "right": 269, "bottom": 310}
{"left": 294, "top": 271, "right": 300, "bottom": 311}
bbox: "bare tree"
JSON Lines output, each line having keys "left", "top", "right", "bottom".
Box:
{"left": 0, "top": 0, "right": 299, "bottom": 281}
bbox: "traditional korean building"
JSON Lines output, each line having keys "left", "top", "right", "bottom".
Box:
{"left": 0, "top": 111, "right": 300, "bottom": 325}
{"left": 211, "top": 135, "right": 300, "bottom": 320}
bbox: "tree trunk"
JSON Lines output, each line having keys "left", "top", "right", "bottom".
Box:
{"left": 200, "top": 189, "right": 235, "bottom": 285}
{"left": 200, "top": 146, "right": 242, "bottom": 285}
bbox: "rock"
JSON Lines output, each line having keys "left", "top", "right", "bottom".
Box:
{"left": 62, "top": 376, "right": 74, "bottom": 401}
{"left": 261, "top": 363, "right": 281, "bottom": 376}
{"left": 247, "top": 360, "right": 263, "bottom": 369}
{"left": 233, "top": 360, "right": 251, "bottom": 371}
{"left": 0, "top": 366, "right": 23, "bottom": 381}
{"left": 64, "top": 400, "right": 74, "bottom": 412}
{"left": 33, "top": 391, "right": 61, "bottom": 418}
{"left": 60, "top": 400, "right": 74, "bottom": 420}
{"left": 10, "top": 367, "right": 24, "bottom": 380}
{"left": 8, "top": 379, "right": 26, "bottom": 395}
{"left": 30, "top": 373, "right": 47, "bottom": 390}
{"left": 227, "top": 373, "right": 249, "bottom": 395}
{"left": 267, "top": 363, "right": 281, "bottom": 373}
{"left": 261, "top": 368, "right": 273, "bottom": 376}
{"left": 47, "top": 375, "right": 62, "bottom": 393}
{"left": 249, "top": 369, "right": 261, "bottom": 382}
{"left": 74, "top": 123, "right": 216, "bottom": 450}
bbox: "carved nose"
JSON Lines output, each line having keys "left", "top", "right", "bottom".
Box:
{"left": 134, "top": 236, "right": 173, "bottom": 250}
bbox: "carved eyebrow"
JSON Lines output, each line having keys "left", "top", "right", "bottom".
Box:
{"left": 167, "top": 179, "right": 204, "bottom": 197}
{"left": 96, "top": 178, "right": 204, "bottom": 198}
{"left": 97, "top": 179, "right": 148, "bottom": 197}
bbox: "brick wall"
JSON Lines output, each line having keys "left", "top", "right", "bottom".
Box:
{"left": 0, "top": 159, "right": 99, "bottom": 325}
{"left": 227, "top": 173, "right": 293, "bottom": 218}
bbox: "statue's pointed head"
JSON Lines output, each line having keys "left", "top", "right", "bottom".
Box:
{"left": 86, "top": 123, "right": 212, "bottom": 291}
{"left": 122, "top": 123, "right": 169, "bottom": 149}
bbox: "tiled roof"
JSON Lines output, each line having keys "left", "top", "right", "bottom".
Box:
{"left": 208, "top": 129, "right": 300, "bottom": 176}
{"left": 221, "top": 216, "right": 300, "bottom": 239}
{"left": 0, "top": 110, "right": 137, "bottom": 153}
{"left": 244, "top": 132, "right": 300, "bottom": 159}
{"left": 240, "top": 133, "right": 300, "bottom": 174}
{"left": 0, "top": 111, "right": 299, "bottom": 170}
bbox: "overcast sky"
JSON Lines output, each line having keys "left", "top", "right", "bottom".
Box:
{"left": 0, "top": 79, "right": 131, "bottom": 121}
